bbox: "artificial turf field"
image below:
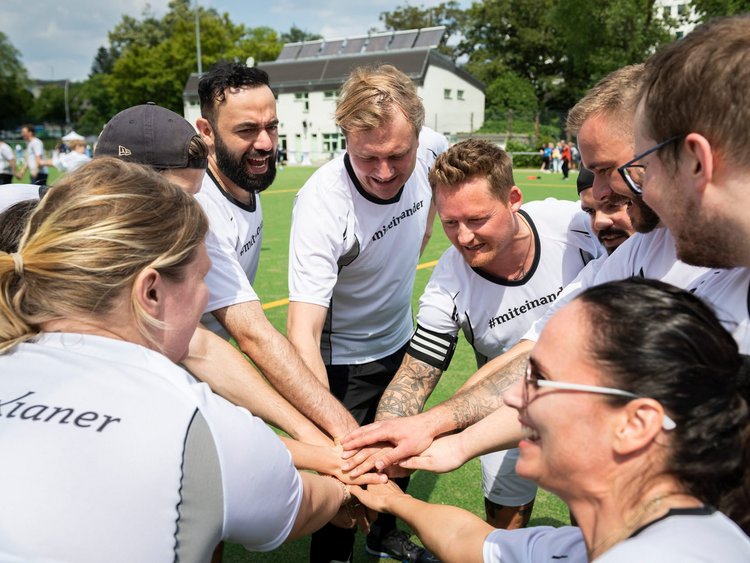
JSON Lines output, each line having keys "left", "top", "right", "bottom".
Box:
{"left": 39, "top": 164, "right": 580, "bottom": 562}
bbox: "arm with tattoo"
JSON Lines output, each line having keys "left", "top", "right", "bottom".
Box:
{"left": 376, "top": 353, "right": 444, "bottom": 421}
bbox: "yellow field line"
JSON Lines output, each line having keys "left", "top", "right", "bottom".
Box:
{"left": 262, "top": 259, "right": 440, "bottom": 310}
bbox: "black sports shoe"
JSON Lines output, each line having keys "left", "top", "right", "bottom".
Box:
{"left": 365, "top": 528, "right": 440, "bottom": 563}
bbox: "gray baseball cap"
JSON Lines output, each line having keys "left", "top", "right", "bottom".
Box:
{"left": 95, "top": 103, "right": 207, "bottom": 169}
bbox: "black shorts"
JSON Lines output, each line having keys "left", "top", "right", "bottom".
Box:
{"left": 326, "top": 342, "right": 409, "bottom": 425}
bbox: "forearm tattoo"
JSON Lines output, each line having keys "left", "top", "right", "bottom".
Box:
{"left": 449, "top": 352, "right": 529, "bottom": 430}
{"left": 376, "top": 355, "right": 443, "bottom": 421}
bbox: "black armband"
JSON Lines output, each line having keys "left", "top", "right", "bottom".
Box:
{"left": 406, "top": 323, "right": 458, "bottom": 371}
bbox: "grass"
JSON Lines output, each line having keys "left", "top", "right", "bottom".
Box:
{"left": 37, "top": 163, "right": 580, "bottom": 562}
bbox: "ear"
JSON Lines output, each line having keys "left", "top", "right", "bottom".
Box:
{"left": 509, "top": 185, "right": 523, "bottom": 211}
{"left": 612, "top": 398, "right": 665, "bottom": 456}
{"left": 195, "top": 117, "right": 214, "bottom": 148}
{"left": 682, "top": 133, "right": 714, "bottom": 196}
{"left": 133, "top": 267, "right": 165, "bottom": 320}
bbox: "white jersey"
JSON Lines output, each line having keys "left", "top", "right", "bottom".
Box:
{"left": 0, "top": 142, "right": 14, "bottom": 174}
{"left": 418, "top": 126, "right": 449, "bottom": 170}
{"left": 26, "top": 137, "right": 47, "bottom": 176}
{"left": 597, "top": 508, "right": 750, "bottom": 562}
{"left": 0, "top": 183, "right": 40, "bottom": 214}
{"left": 523, "top": 227, "right": 710, "bottom": 342}
{"left": 415, "top": 199, "right": 601, "bottom": 367}
{"left": 413, "top": 198, "right": 601, "bottom": 505}
{"left": 0, "top": 333, "right": 302, "bottom": 562}
{"left": 195, "top": 170, "right": 262, "bottom": 337}
{"left": 289, "top": 153, "right": 432, "bottom": 364}
{"left": 52, "top": 150, "right": 91, "bottom": 172}
{"left": 484, "top": 525, "right": 586, "bottom": 563}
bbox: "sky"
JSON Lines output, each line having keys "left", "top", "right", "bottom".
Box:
{"left": 3, "top": 0, "right": 468, "bottom": 82}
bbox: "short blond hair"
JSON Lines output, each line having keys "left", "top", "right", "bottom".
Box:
{"left": 0, "top": 157, "right": 208, "bottom": 353}
{"left": 566, "top": 64, "right": 644, "bottom": 137}
{"left": 335, "top": 64, "right": 424, "bottom": 136}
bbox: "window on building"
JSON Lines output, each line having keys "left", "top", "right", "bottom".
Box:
{"left": 323, "top": 132, "right": 345, "bottom": 154}
{"left": 457, "top": 90, "right": 465, "bottom": 101}
{"left": 444, "top": 89, "right": 452, "bottom": 99}
{"left": 324, "top": 91, "right": 337, "bottom": 100}
{"left": 294, "top": 92, "right": 310, "bottom": 112}
{"left": 677, "top": 3, "right": 688, "bottom": 16}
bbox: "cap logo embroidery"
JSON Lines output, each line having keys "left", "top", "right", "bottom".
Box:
{"left": 118, "top": 145, "right": 132, "bottom": 157}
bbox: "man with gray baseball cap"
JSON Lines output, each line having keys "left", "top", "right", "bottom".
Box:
{"left": 95, "top": 103, "right": 208, "bottom": 195}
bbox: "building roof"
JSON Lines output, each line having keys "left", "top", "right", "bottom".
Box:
{"left": 182, "top": 26, "right": 484, "bottom": 100}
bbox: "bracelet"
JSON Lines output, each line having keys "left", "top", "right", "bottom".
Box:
{"left": 325, "top": 475, "right": 351, "bottom": 505}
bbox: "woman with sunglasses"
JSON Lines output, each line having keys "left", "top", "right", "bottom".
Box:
{"left": 350, "top": 277, "right": 750, "bottom": 561}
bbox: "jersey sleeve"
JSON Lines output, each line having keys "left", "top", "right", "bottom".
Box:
{"left": 288, "top": 180, "right": 351, "bottom": 307}
{"left": 409, "top": 250, "right": 461, "bottom": 369}
{"left": 199, "top": 201, "right": 259, "bottom": 313}
{"left": 483, "top": 526, "right": 586, "bottom": 563}
{"left": 194, "top": 383, "right": 302, "bottom": 551}
{"left": 521, "top": 253, "right": 609, "bottom": 342}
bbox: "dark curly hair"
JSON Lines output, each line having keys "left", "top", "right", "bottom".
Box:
{"left": 577, "top": 277, "right": 750, "bottom": 534}
{"left": 198, "top": 61, "right": 270, "bottom": 125}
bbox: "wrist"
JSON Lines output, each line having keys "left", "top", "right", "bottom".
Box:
{"left": 325, "top": 474, "right": 351, "bottom": 506}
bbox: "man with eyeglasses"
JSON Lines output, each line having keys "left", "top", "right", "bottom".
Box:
{"left": 633, "top": 15, "right": 750, "bottom": 270}
{"left": 340, "top": 60, "right": 749, "bottom": 475}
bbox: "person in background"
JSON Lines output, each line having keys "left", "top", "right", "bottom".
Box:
{"left": 47, "top": 138, "right": 91, "bottom": 173}
{"left": 0, "top": 140, "right": 16, "bottom": 184}
{"left": 16, "top": 125, "right": 48, "bottom": 185}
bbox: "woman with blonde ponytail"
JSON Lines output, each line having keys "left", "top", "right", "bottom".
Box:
{"left": 0, "top": 158, "right": 356, "bottom": 562}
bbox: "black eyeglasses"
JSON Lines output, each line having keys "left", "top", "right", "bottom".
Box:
{"left": 617, "top": 136, "right": 680, "bottom": 196}
{"left": 523, "top": 360, "right": 676, "bottom": 430}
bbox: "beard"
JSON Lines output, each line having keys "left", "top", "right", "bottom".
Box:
{"left": 213, "top": 130, "right": 276, "bottom": 193}
{"left": 629, "top": 197, "right": 661, "bottom": 234}
{"left": 673, "top": 197, "right": 743, "bottom": 268}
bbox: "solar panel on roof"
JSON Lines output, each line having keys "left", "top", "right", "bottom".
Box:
{"left": 389, "top": 31, "right": 418, "bottom": 50}
{"left": 277, "top": 43, "right": 302, "bottom": 60}
{"left": 341, "top": 36, "right": 367, "bottom": 54}
{"left": 321, "top": 39, "right": 345, "bottom": 56}
{"left": 414, "top": 27, "right": 445, "bottom": 48}
{"left": 298, "top": 40, "right": 323, "bottom": 58}
{"left": 364, "top": 33, "right": 392, "bottom": 52}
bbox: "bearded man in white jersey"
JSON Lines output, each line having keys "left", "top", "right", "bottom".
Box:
{"left": 193, "top": 61, "right": 359, "bottom": 443}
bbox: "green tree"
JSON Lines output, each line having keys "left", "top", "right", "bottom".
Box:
{"left": 0, "top": 31, "right": 32, "bottom": 128}
{"left": 690, "top": 0, "right": 750, "bottom": 20}
{"left": 549, "top": 0, "right": 675, "bottom": 111}
{"left": 281, "top": 25, "right": 322, "bottom": 43}
{"left": 458, "top": 0, "right": 560, "bottom": 109}
{"left": 105, "top": 0, "right": 282, "bottom": 112}
{"left": 29, "top": 84, "right": 67, "bottom": 125}
{"left": 378, "top": 1, "right": 465, "bottom": 59}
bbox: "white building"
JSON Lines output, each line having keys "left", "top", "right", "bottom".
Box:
{"left": 655, "top": 0, "right": 698, "bottom": 38}
{"left": 183, "top": 27, "right": 485, "bottom": 164}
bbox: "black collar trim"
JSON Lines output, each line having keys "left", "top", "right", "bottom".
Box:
{"left": 207, "top": 169, "right": 256, "bottom": 212}
{"left": 344, "top": 153, "right": 404, "bottom": 205}
{"left": 629, "top": 505, "right": 714, "bottom": 539}
{"left": 472, "top": 209, "right": 541, "bottom": 286}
